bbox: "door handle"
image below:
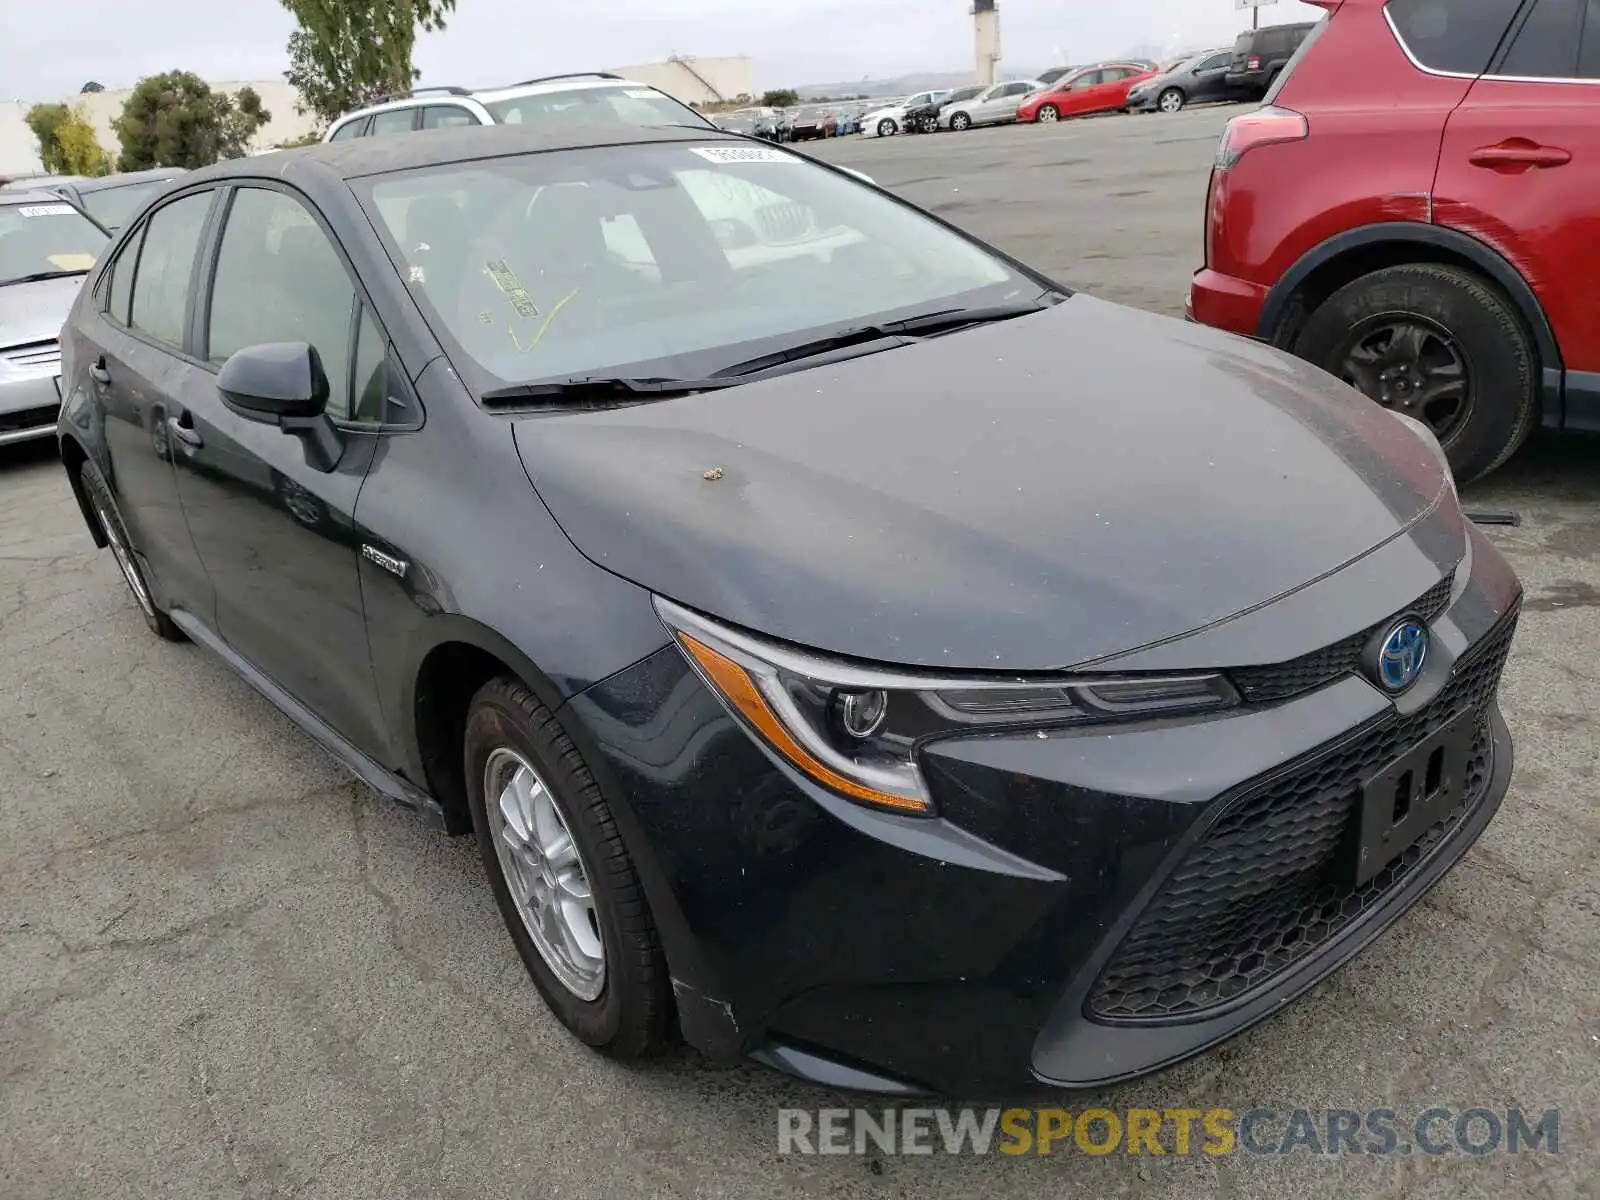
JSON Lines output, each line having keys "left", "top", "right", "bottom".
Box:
{"left": 1468, "top": 141, "right": 1571, "bottom": 171}
{"left": 167, "top": 413, "right": 203, "bottom": 449}
{"left": 88, "top": 359, "right": 111, "bottom": 386}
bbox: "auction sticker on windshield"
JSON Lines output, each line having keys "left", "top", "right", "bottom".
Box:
{"left": 689, "top": 146, "right": 796, "bottom": 164}
{"left": 17, "top": 204, "right": 77, "bottom": 218}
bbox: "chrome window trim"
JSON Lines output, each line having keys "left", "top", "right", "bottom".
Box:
{"left": 1384, "top": 3, "right": 1600, "bottom": 85}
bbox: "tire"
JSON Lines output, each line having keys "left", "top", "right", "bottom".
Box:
{"left": 1158, "top": 88, "right": 1186, "bottom": 113}
{"left": 80, "top": 462, "right": 184, "bottom": 641}
{"left": 1037, "top": 105, "right": 1059, "bottom": 123}
{"left": 877, "top": 118, "right": 896, "bottom": 137}
{"left": 1292, "top": 263, "right": 1539, "bottom": 484}
{"left": 950, "top": 111, "right": 971, "bottom": 131}
{"left": 464, "top": 675, "right": 670, "bottom": 1059}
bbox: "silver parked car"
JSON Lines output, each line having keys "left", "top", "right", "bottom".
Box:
{"left": 0, "top": 191, "right": 109, "bottom": 446}
{"left": 937, "top": 80, "right": 1044, "bottom": 131}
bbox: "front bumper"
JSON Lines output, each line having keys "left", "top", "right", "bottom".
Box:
{"left": 567, "top": 525, "right": 1521, "bottom": 1095}
{"left": 0, "top": 356, "right": 64, "bottom": 446}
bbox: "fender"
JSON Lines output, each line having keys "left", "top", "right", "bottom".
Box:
{"left": 1258, "top": 222, "right": 1565, "bottom": 427}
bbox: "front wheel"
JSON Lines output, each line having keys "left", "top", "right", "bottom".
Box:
{"left": 1036, "top": 105, "right": 1059, "bottom": 124}
{"left": 465, "top": 675, "right": 671, "bottom": 1058}
{"left": 1158, "top": 88, "right": 1186, "bottom": 113}
{"left": 949, "top": 111, "right": 971, "bottom": 131}
{"left": 80, "top": 462, "right": 184, "bottom": 641}
{"left": 1293, "top": 263, "right": 1539, "bottom": 484}
{"left": 877, "top": 118, "right": 896, "bottom": 137}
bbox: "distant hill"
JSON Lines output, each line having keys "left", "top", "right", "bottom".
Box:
{"left": 794, "top": 70, "right": 976, "bottom": 100}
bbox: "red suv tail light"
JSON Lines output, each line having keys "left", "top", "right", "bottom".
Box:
{"left": 1247, "top": 56, "right": 1262, "bottom": 70}
{"left": 1214, "top": 105, "right": 1308, "bottom": 170}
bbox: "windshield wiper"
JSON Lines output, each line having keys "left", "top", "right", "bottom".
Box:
{"left": 709, "top": 297, "right": 1060, "bottom": 379}
{"left": 480, "top": 298, "right": 1064, "bottom": 407}
{"left": 4, "top": 268, "right": 90, "bottom": 285}
{"left": 480, "top": 375, "right": 744, "bottom": 408}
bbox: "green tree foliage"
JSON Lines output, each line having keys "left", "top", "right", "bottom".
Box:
{"left": 25, "top": 103, "right": 109, "bottom": 176}
{"left": 113, "top": 72, "right": 271, "bottom": 170}
{"left": 281, "top": 0, "right": 456, "bottom": 125}
{"left": 25, "top": 104, "right": 71, "bottom": 173}
{"left": 761, "top": 89, "right": 800, "bottom": 108}
{"left": 55, "top": 106, "right": 111, "bottom": 176}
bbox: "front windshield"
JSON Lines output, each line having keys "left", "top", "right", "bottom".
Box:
{"left": 485, "top": 86, "right": 713, "bottom": 131}
{"left": 360, "top": 141, "right": 1040, "bottom": 388}
{"left": 79, "top": 179, "right": 172, "bottom": 231}
{"left": 0, "top": 201, "right": 108, "bottom": 284}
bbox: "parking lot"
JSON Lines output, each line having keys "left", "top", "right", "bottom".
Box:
{"left": 3, "top": 106, "right": 1598, "bottom": 1198}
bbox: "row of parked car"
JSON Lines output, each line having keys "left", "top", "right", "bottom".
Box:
{"left": 858, "top": 25, "right": 1320, "bottom": 139}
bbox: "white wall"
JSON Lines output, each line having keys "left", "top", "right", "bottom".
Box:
{"left": 0, "top": 101, "right": 47, "bottom": 179}
{"left": 605, "top": 57, "right": 756, "bottom": 106}
{"left": 70, "top": 80, "right": 321, "bottom": 160}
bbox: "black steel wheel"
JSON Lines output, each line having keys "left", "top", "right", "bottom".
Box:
{"left": 1294, "top": 264, "right": 1539, "bottom": 483}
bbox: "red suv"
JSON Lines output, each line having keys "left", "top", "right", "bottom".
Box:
{"left": 1189, "top": 0, "right": 1600, "bottom": 482}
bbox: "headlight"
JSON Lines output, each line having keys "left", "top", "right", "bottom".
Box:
{"left": 655, "top": 598, "right": 1239, "bottom": 816}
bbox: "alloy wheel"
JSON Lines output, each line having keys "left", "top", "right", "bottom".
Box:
{"left": 878, "top": 119, "right": 896, "bottom": 137}
{"left": 484, "top": 747, "right": 606, "bottom": 1001}
{"left": 94, "top": 494, "right": 156, "bottom": 619}
{"left": 951, "top": 113, "right": 970, "bottom": 130}
{"left": 1335, "top": 316, "right": 1472, "bottom": 442}
{"left": 1159, "top": 89, "right": 1185, "bottom": 113}
{"left": 1038, "top": 106, "right": 1059, "bottom": 123}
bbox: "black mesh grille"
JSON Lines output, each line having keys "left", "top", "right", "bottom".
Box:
{"left": 1088, "top": 603, "right": 1518, "bottom": 1023}
{"left": 0, "top": 404, "right": 59, "bottom": 434}
{"left": 1231, "top": 575, "right": 1457, "bottom": 704}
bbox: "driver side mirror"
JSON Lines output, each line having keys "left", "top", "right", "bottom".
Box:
{"left": 218, "top": 342, "right": 343, "bottom": 472}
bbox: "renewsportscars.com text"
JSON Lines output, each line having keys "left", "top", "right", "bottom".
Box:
{"left": 777, "top": 1106, "right": 1561, "bottom": 1158}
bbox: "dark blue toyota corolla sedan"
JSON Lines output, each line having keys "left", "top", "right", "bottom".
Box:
{"left": 56, "top": 124, "right": 1519, "bottom": 1095}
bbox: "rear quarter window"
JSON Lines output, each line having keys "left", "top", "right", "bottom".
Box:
{"left": 1386, "top": 0, "right": 1524, "bottom": 74}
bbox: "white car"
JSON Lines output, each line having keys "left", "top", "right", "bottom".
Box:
{"left": 323, "top": 73, "right": 716, "bottom": 142}
{"left": 861, "top": 91, "right": 949, "bottom": 138}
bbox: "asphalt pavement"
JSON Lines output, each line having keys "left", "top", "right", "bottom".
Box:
{"left": 2, "top": 107, "right": 1597, "bottom": 1198}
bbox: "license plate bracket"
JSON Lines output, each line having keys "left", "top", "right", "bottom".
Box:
{"left": 1353, "top": 707, "right": 1479, "bottom": 887}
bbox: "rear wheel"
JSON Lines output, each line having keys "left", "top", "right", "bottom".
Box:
{"left": 80, "top": 462, "right": 183, "bottom": 641}
{"left": 1293, "top": 263, "right": 1539, "bottom": 483}
{"left": 1158, "top": 88, "right": 1186, "bottom": 113}
{"left": 877, "top": 118, "right": 897, "bottom": 137}
{"left": 950, "top": 111, "right": 971, "bottom": 131}
{"left": 464, "top": 675, "right": 671, "bottom": 1058}
{"left": 1036, "top": 105, "right": 1059, "bottom": 123}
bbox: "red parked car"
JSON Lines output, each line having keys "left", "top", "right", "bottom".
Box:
{"left": 1189, "top": 0, "right": 1600, "bottom": 482}
{"left": 1017, "top": 63, "right": 1158, "bottom": 124}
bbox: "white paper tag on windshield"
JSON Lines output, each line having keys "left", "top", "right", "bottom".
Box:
{"left": 17, "top": 203, "right": 76, "bottom": 218}
{"left": 623, "top": 89, "right": 659, "bottom": 99}
{"left": 689, "top": 145, "right": 794, "bottom": 164}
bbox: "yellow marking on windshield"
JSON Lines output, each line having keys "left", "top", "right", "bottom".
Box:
{"left": 510, "top": 290, "right": 579, "bottom": 353}
{"left": 48, "top": 253, "right": 96, "bottom": 270}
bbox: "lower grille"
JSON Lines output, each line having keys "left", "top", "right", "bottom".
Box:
{"left": 1231, "top": 574, "right": 1456, "bottom": 704}
{"left": 1088, "top": 604, "right": 1518, "bottom": 1023}
{"left": 0, "top": 404, "right": 59, "bottom": 434}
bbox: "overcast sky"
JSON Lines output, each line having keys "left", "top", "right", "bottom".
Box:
{"left": 2, "top": 0, "right": 1327, "bottom": 101}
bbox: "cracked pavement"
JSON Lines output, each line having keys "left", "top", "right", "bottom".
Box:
{"left": 3, "top": 107, "right": 1598, "bottom": 1197}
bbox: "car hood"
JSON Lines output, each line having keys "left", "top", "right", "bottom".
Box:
{"left": 0, "top": 274, "right": 83, "bottom": 346}
{"left": 512, "top": 296, "right": 1451, "bottom": 671}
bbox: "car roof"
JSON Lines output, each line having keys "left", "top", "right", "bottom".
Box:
{"left": 186, "top": 123, "right": 746, "bottom": 185}
{"left": 333, "top": 76, "right": 665, "bottom": 124}
{"left": 1, "top": 174, "right": 89, "bottom": 190}
{"left": 72, "top": 168, "right": 188, "bottom": 193}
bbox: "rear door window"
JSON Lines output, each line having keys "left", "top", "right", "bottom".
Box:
{"left": 421, "top": 105, "right": 480, "bottom": 129}
{"left": 370, "top": 109, "right": 418, "bottom": 137}
{"left": 1579, "top": 0, "right": 1600, "bottom": 75}
{"left": 1497, "top": 0, "right": 1586, "bottom": 77}
{"left": 329, "top": 118, "right": 367, "bottom": 141}
{"left": 105, "top": 223, "right": 144, "bottom": 325}
{"left": 1387, "top": 0, "right": 1523, "bottom": 74}
{"left": 128, "top": 191, "right": 213, "bottom": 348}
